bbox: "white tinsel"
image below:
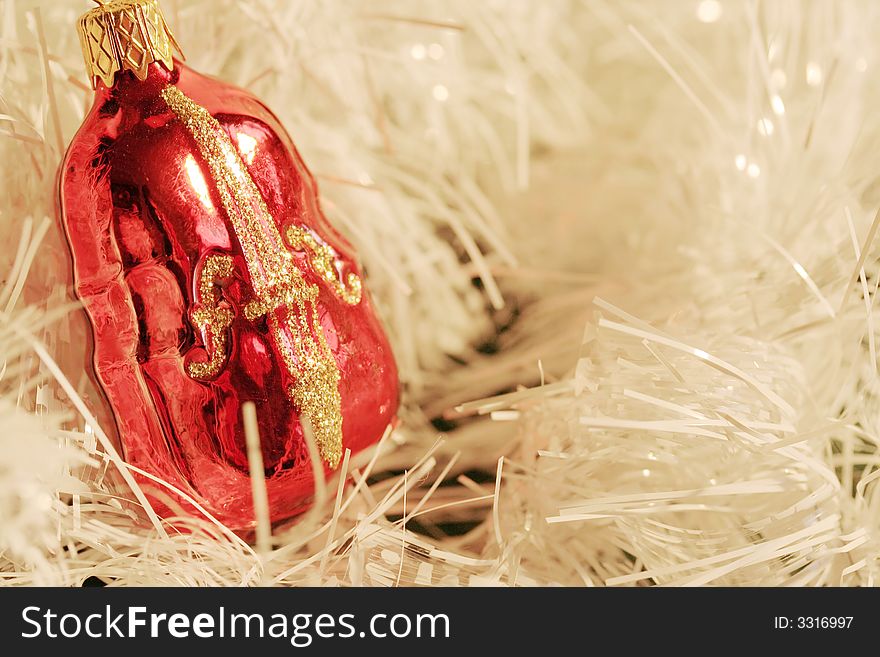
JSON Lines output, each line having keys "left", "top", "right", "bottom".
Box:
{"left": 1, "top": 0, "right": 880, "bottom": 586}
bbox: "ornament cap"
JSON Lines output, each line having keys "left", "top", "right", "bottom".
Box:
{"left": 77, "top": 0, "right": 183, "bottom": 89}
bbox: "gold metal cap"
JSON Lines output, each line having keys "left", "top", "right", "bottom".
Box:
{"left": 77, "top": 0, "right": 183, "bottom": 89}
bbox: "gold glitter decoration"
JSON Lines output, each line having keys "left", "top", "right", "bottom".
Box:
{"left": 77, "top": 0, "right": 183, "bottom": 89}
{"left": 242, "top": 278, "right": 315, "bottom": 323}
{"left": 286, "top": 225, "right": 362, "bottom": 305}
{"left": 162, "top": 84, "right": 344, "bottom": 467}
{"left": 187, "top": 254, "right": 234, "bottom": 380}
{"left": 269, "top": 306, "right": 343, "bottom": 468}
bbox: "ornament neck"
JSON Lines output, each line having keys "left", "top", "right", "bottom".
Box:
{"left": 95, "top": 60, "right": 180, "bottom": 104}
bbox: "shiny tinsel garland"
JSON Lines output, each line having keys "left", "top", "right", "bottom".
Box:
{"left": 1, "top": 0, "right": 879, "bottom": 586}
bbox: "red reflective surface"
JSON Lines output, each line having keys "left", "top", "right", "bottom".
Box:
{"left": 58, "top": 61, "right": 399, "bottom": 531}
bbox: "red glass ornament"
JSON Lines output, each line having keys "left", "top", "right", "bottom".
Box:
{"left": 58, "top": 54, "right": 399, "bottom": 530}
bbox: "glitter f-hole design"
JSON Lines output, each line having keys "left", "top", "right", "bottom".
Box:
{"left": 186, "top": 253, "right": 234, "bottom": 380}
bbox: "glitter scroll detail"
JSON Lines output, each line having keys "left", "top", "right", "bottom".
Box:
{"left": 162, "top": 84, "right": 344, "bottom": 467}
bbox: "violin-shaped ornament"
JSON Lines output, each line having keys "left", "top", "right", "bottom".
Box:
{"left": 58, "top": 0, "right": 399, "bottom": 530}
